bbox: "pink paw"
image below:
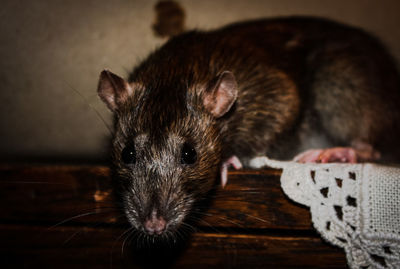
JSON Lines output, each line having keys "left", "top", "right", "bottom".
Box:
{"left": 294, "top": 147, "right": 358, "bottom": 163}
{"left": 220, "top": 156, "right": 242, "bottom": 188}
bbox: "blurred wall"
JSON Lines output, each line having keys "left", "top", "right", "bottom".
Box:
{"left": 1, "top": 0, "right": 400, "bottom": 163}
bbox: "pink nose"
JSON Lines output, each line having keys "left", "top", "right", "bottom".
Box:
{"left": 144, "top": 211, "right": 166, "bottom": 235}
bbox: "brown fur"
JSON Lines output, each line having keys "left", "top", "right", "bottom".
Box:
{"left": 100, "top": 17, "right": 400, "bottom": 240}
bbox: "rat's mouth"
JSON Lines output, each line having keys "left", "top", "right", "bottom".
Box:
{"left": 121, "top": 190, "right": 197, "bottom": 242}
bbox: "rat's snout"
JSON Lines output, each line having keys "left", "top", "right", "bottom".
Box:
{"left": 144, "top": 210, "right": 167, "bottom": 235}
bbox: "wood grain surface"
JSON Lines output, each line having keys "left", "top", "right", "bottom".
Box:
{"left": 0, "top": 165, "right": 346, "bottom": 268}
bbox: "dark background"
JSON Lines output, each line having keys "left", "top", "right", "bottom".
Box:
{"left": 1, "top": 0, "right": 400, "bottom": 163}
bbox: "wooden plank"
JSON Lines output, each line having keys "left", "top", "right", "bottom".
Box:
{"left": 0, "top": 224, "right": 346, "bottom": 269}
{"left": 0, "top": 165, "right": 311, "bottom": 230}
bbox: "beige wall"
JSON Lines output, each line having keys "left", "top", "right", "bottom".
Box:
{"left": 1, "top": 0, "right": 400, "bottom": 162}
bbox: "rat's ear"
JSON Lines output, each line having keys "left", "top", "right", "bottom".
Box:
{"left": 97, "top": 70, "right": 134, "bottom": 111}
{"left": 203, "top": 71, "right": 238, "bottom": 118}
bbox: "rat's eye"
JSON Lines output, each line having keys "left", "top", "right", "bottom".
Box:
{"left": 181, "top": 142, "right": 197, "bottom": 165}
{"left": 121, "top": 145, "right": 136, "bottom": 164}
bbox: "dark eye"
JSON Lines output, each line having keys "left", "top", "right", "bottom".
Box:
{"left": 121, "top": 145, "right": 136, "bottom": 164}
{"left": 181, "top": 142, "right": 197, "bottom": 165}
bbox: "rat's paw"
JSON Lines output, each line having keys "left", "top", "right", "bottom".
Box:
{"left": 220, "top": 156, "right": 243, "bottom": 188}
{"left": 249, "top": 156, "right": 270, "bottom": 168}
{"left": 294, "top": 148, "right": 357, "bottom": 163}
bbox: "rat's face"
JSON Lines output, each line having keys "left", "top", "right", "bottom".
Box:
{"left": 111, "top": 103, "right": 221, "bottom": 238}
{"left": 97, "top": 70, "right": 237, "bottom": 239}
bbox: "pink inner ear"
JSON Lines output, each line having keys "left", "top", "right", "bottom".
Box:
{"left": 97, "top": 70, "right": 133, "bottom": 111}
{"left": 203, "top": 71, "right": 238, "bottom": 118}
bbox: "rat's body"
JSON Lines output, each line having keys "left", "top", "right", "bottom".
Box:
{"left": 98, "top": 17, "right": 400, "bottom": 238}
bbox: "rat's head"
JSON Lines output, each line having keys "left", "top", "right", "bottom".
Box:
{"left": 97, "top": 70, "right": 237, "bottom": 239}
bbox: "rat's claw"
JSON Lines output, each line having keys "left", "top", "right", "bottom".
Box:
{"left": 294, "top": 147, "right": 360, "bottom": 163}
{"left": 220, "top": 155, "right": 242, "bottom": 188}
{"left": 318, "top": 147, "right": 357, "bottom": 163}
{"left": 294, "top": 149, "right": 324, "bottom": 163}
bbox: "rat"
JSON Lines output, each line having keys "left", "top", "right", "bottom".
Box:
{"left": 97, "top": 17, "right": 400, "bottom": 238}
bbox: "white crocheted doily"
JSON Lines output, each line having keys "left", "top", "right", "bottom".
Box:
{"left": 250, "top": 157, "right": 400, "bottom": 269}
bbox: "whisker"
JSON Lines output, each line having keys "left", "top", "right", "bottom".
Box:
{"left": 180, "top": 221, "right": 197, "bottom": 233}
{"left": 63, "top": 229, "right": 83, "bottom": 245}
{"left": 62, "top": 220, "right": 109, "bottom": 245}
{"left": 0, "top": 180, "right": 73, "bottom": 186}
{"left": 48, "top": 209, "right": 118, "bottom": 230}
{"left": 127, "top": 229, "right": 142, "bottom": 249}
{"left": 48, "top": 212, "right": 99, "bottom": 229}
{"left": 136, "top": 231, "right": 145, "bottom": 249}
{"left": 111, "top": 224, "right": 137, "bottom": 257}
{"left": 196, "top": 211, "right": 243, "bottom": 228}
{"left": 64, "top": 81, "right": 113, "bottom": 135}
{"left": 174, "top": 228, "right": 185, "bottom": 243}
{"left": 121, "top": 228, "right": 137, "bottom": 256}
{"left": 187, "top": 215, "right": 222, "bottom": 234}
{"left": 242, "top": 213, "right": 269, "bottom": 223}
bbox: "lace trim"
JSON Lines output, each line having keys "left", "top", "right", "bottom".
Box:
{"left": 250, "top": 157, "right": 400, "bottom": 269}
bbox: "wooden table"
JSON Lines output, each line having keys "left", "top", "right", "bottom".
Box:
{"left": 0, "top": 165, "right": 346, "bottom": 268}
